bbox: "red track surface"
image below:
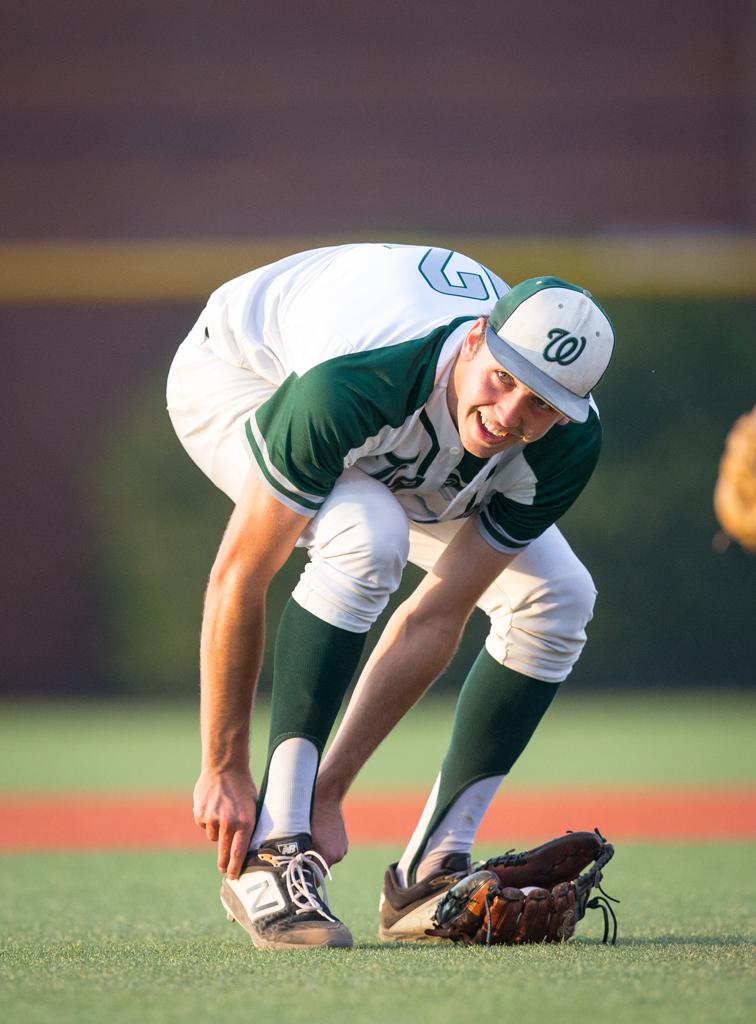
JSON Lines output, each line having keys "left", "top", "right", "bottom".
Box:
{"left": 1, "top": 787, "right": 754, "bottom": 850}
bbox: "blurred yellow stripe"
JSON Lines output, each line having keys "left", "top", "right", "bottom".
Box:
{"left": 1, "top": 234, "right": 754, "bottom": 303}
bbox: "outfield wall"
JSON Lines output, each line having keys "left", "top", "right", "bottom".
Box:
{"left": 2, "top": 1, "right": 755, "bottom": 237}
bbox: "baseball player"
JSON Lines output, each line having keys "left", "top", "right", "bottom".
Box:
{"left": 166, "top": 243, "right": 615, "bottom": 949}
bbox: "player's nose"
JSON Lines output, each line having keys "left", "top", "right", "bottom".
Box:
{"left": 495, "top": 390, "right": 529, "bottom": 433}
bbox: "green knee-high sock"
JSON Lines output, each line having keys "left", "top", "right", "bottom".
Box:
{"left": 406, "top": 648, "right": 558, "bottom": 882}
{"left": 256, "top": 598, "right": 367, "bottom": 816}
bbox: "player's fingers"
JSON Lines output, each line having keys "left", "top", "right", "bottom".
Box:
{"left": 226, "top": 826, "right": 253, "bottom": 880}
{"left": 217, "top": 823, "right": 233, "bottom": 873}
{"left": 192, "top": 807, "right": 219, "bottom": 842}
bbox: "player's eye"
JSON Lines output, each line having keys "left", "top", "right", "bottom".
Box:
{"left": 531, "top": 395, "right": 553, "bottom": 411}
{"left": 495, "top": 370, "right": 514, "bottom": 386}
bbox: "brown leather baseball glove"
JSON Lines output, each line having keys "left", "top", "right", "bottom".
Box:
{"left": 714, "top": 406, "right": 756, "bottom": 553}
{"left": 426, "top": 829, "right": 618, "bottom": 945}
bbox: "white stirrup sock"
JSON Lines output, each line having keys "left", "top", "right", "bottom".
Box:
{"left": 250, "top": 737, "right": 319, "bottom": 849}
{"left": 395, "top": 773, "right": 504, "bottom": 886}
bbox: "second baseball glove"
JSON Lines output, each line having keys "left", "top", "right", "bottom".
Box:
{"left": 426, "top": 829, "right": 618, "bottom": 945}
{"left": 714, "top": 406, "right": 756, "bottom": 552}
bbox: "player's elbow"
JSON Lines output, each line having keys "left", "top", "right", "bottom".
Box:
{"left": 401, "top": 576, "right": 476, "bottom": 636}
{"left": 206, "top": 550, "right": 269, "bottom": 606}
{"left": 398, "top": 596, "right": 468, "bottom": 653}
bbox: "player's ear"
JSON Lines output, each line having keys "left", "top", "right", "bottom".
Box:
{"left": 462, "top": 318, "right": 487, "bottom": 359}
{"left": 557, "top": 415, "right": 569, "bottom": 425}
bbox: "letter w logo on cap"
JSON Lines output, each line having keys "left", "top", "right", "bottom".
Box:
{"left": 544, "top": 328, "right": 587, "bottom": 365}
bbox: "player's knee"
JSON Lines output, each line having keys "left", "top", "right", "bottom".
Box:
{"left": 486, "top": 565, "right": 597, "bottom": 682}
{"left": 327, "top": 489, "right": 410, "bottom": 580}
{"left": 362, "top": 508, "right": 412, "bottom": 581}
{"left": 552, "top": 563, "right": 597, "bottom": 631}
{"left": 293, "top": 492, "right": 410, "bottom": 631}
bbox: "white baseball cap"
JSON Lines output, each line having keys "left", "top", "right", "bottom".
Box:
{"left": 485, "top": 277, "right": 615, "bottom": 422}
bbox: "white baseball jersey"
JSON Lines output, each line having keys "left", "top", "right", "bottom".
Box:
{"left": 201, "top": 244, "right": 601, "bottom": 554}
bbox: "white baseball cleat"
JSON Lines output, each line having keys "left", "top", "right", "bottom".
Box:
{"left": 378, "top": 853, "right": 471, "bottom": 942}
{"left": 221, "top": 833, "right": 353, "bottom": 949}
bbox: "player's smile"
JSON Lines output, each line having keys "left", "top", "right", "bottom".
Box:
{"left": 475, "top": 408, "right": 519, "bottom": 445}
{"left": 478, "top": 409, "right": 510, "bottom": 439}
{"left": 449, "top": 319, "right": 568, "bottom": 458}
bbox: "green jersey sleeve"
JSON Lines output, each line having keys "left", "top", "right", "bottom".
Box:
{"left": 244, "top": 325, "right": 455, "bottom": 515}
{"left": 477, "top": 408, "right": 602, "bottom": 552}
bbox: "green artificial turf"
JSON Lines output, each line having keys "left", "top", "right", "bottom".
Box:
{"left": 2, "top": 844, "right": 755, "bottom": 1024}
{"left": 1, "top": 691, "right": 755, "bottom": 793}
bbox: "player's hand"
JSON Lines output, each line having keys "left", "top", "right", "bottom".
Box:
{"left": 311, "top": 787, "right": 349, "bottom": 866}
{"left": 192, "top": 768, "right": 257, "bottom": 879}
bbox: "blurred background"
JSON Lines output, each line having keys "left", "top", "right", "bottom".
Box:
{"left": 2, "top": 0, "right": 754, "bottom": 701}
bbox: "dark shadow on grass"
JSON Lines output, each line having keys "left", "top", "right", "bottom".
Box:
{"left": 352, "top": 941, "right": 606, "bottom": 951}
{"left": 353, "top": 934, "right": 754, "bottom": 951}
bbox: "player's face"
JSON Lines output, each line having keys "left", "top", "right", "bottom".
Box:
{"left": 449, "top": 319, "right": 568, "bottom": 457}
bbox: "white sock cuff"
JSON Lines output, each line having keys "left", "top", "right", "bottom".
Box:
{"left": 250, "top": 736, "right": 319, "bottom": 849}
{"left": 396, "top": 773, "right": 504, "bottom": 885}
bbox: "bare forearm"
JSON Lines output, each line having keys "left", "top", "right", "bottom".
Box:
{"left": 197, "top": 474, "right": 309, "bottom": 774}
{"left": 192, "top": 471, "right": 310, "bottom": 876}
{"left": 199, "top": 568, "right": 266, "bottom": 773}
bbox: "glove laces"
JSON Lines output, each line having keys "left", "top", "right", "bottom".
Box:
{"left": 280, "top": 849, "right": 336, "bottom": 922}
{"left": 585, "top": 883, "right": 619, "bottom": 945}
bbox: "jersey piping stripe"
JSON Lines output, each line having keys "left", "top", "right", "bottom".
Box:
{"left": 416, "top": 410, "right": 441, "bottom": 476}
{"left": 474, "top": 516, "right": 527, "bottom": 554}
{"left": 249, "top": 476, "right": 321, "bottom": 518}
{"left": 247, "top": 415, "right": 326, "bottom": 504}
{"left": 245, "top": 419, "right": 324, "bottom": 512}
{"left": 477, "top": 507, "right": 531, "bottom": 551}
{"left": 247, "top": 413, "right": 323, "bottom": 505}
